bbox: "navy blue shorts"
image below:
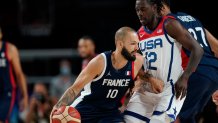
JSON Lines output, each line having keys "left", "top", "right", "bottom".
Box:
{"left": 75, "top": 103, "right": 125, "bottom": 123}
{"left": 0, "top": 91, "right": 15, "bottom": 122}
{"left": 179, "top": 66, "right": 218, "bottom": 123}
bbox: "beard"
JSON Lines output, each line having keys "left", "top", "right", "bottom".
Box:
{"left": 121, "top": 47, "right": 136, "bottom": 61}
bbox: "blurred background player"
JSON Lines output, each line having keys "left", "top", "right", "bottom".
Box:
{"left": 0, "top": 27, "right": 28, "bottom": 123}
{"left": 77, "top": 36, "right": 97, "bottom": 70}
{"left": 160, "top": 1, "right": 218, "bottom": 123}
{"left": 124, "top": 0, "right": 203, "bottom": 122}
{"left": 49, "top": 59, "right": 76, "bottom": 105}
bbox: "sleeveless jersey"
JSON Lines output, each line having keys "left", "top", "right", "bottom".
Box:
{"left": 0, "top": 41, "right": 16, "bottom": 93}
{"left": 168, "top": 12, "right": 218, "bottom": 69}
{"left": 138, "top": 16, "right": 183, "bottom": 83}
{"left": 72, "top": 51, "right": 135, "bottom": 110}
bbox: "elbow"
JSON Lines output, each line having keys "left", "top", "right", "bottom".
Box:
{"left": 198, "top": 46, "right": 204, "bottom": 58}
{"left": 193, "top": 44, "right": 204, "bottom": 58}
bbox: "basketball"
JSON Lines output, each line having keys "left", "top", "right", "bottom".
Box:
{"left": 52, "top": 106, "right": 81, "bottom": 123}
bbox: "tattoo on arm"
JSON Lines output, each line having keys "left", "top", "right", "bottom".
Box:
{"left": 56, "top": 88, "right": 76, "bottom": 108}
{"left": 138, "top": 71, "right": 152, "bottom": 82}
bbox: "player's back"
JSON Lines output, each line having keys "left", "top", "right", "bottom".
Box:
{"left": 0, "top": 41, "right": 16, "bottom": 94}
{"left": 169, "top": 12, "right": 218, "bottom": 69}
{"left": 72, "top": 51, "right": 134, "bottom": 111}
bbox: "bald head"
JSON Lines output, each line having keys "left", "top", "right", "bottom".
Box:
{"left": 115, "top": 27, "right": 137, "bottom": 44}
{"left": 114, "top": 27, "right": 139, "bottom": 61}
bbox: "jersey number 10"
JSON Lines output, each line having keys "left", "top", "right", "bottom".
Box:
{"left": 106, "top": 89, "right": 118, "bottom": 98}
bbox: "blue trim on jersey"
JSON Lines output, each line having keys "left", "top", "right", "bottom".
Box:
{"left": 153, "top": 111, "right": 164, "bottom": 116}
{"left": 162, "top": 19, "right": 175, "bottom": 112}
{"left": 124, "top": 110, "right": 150, "bottom": 122}
{"left": 167, "top": 114, "right": 176, "bottom": 122}
{"left": 167, "top": 43, "right": 174, "bottom": 81}
{"left": 163, "top": 19, "right": 174, "bottom": 45}
{"left": 143, "top": 26, "right": 153, "bottom": 34}
{"left": 167, "top": 79, "right": 175, "bottom": 111}
{"left": 163, "top": 19, "right": 175, "bottom": 81}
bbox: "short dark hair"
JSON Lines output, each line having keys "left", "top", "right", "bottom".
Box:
{"left": 80, "top": 35, "right": 95, "bottom": 45}
{"left": 146, "top": 0, "right": 163, "bottom": 14}
{"left": 161, "top": 0, "right": 170, "bottom": 7}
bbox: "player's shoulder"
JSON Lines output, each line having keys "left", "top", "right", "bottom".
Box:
{"left": 163, "top": 16, "right": 179, "bottom": 29}
{"left": 89, "top": 53, "right": 105, "bottom": 65}
{"left": 6, "top": 42, "right": 18, "bottom": 52}
{"left": 88, "top": 53, "right": 106, "bottom": 67}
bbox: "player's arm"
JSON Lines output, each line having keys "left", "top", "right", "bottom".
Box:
{"left": 165, "top": 19, "right": 204, "bottom": 99}
{"left": 205, "top": 28, "right": 218, "bottom": 58}
{"left": 134, "top": 54, "right": 164, "bottom": 93}
{"left": 9, "top": 44, "right": 28, "bottom": 111}
{"left": 54, "top": 54, "right": 104, "bottom": 108}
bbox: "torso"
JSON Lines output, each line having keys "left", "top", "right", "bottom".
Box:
{"left": 73, "top": 51, "right": 135, "bottom": 110}
{"left": 0, "top": 41, "right": 16, "bottom": 93}
{"left": 138, "top": 16, "right": 184, "bottom": 83}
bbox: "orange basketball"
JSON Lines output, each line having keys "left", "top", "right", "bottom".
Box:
{"left": 52, "top": 106, "right": 81, "bottom": 123}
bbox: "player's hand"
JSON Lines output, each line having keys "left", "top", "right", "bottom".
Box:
{"left": 149, "top": 77, "right": 164, "bottom": 94}
{"left": 175, "top": 74, "right": 188, "bottom": 99}
{"left": 119, "top": 105, "right": 127, "bottom": 113}
{"left": 212, "top": 90, "right": 218, "bottom": 105}
{"left": 19, "top": 96, "right": 28, "bottom": 112}
{"left": 50, "top": 105, "right": 58, "bottom": 123}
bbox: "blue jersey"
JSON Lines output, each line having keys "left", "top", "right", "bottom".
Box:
{"left": 0, "top": 41, "right": 17, "bottom": 122}
{"left": 168, "top": 12, "right": 218, "bottom": 69}
{"left": 72, "top": 51, "right": 134, "bottom": 111}
{"left": 0, "top": 41, "right": 16, "bottom": 93}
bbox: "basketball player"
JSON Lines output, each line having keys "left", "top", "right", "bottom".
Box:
{"left": 124, "top": 0, "right": 204, "bottom": 122}
{"left": 0, "top": 28, "right": 28, "bottom": 123}
{"left": 77, "top": 36, "right": 97, "bottom": 69}
{"left": 160, "top": 1, "right": 218, "bottom": 123}
{"left": 50, "top": 27, "right": 163, "bottom": 123}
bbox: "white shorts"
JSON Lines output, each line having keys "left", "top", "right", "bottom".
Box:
{"left": 124, "top": 83, "right": 186, "bottom": 123}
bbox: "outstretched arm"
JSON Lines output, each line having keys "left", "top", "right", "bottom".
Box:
{"left": 50, "top": 54, "right": 104, "bottom": 122}
{"left": 165, "top": 19, "right": 204, "bottom": 99}
{"left": 205, "top": 29, "right": 218, "bottom": 58}
{"left": 54, "top": 54, "right": 104, "bottom": 108}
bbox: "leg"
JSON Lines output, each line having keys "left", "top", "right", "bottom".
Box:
{"left": 0, "top": 92, "right": 12, "bottom": 123}
{"left": 149, "top": 113, "right": 166, "bottom": 123}
{"left": 75, "top": 104, "right": 99, "bottom": 123}
{"left": 124, "top": 92, "right": 161, "bottom": 123}
{"left": 99, "top": 111, "right": 125, "bottom": 123}
{"left": 179, "top": 73, "right": 212, "bottom": 123}
{"left": 151, "top": 82, "right": 180, "bottom": 123}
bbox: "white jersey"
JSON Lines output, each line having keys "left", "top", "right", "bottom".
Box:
{"left": 124, "top": 16, "right": 186, "bottom": 123}
{"left": 138, "top": 16, "right": 184, "bottom": 83}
